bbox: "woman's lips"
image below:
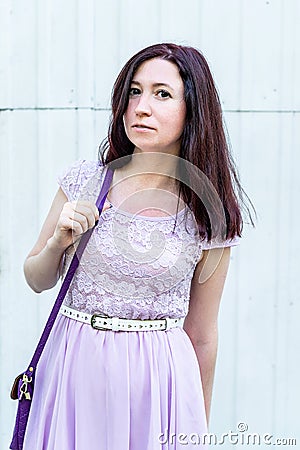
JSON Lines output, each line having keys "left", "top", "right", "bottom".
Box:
{"left": 132, "top": 124, "right": 155, "bottom": 132}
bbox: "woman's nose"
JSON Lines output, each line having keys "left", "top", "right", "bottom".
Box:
{"left": 134, "top": 94, "right": 151, "bottom": 116}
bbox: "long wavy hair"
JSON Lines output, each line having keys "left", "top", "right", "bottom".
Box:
{"left": 99, "top": 43, "right": 255, "bottom": 241}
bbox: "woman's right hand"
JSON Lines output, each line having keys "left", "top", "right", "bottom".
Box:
{"left": 48, "top": 200, "right": 110, "bottom": 251}
{"left": 24, "top": 187, "right": 113, "bottom": 293}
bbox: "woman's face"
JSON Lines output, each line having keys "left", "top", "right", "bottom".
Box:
{"left": 123, "top": 58, "right": 186, "bottom": 157}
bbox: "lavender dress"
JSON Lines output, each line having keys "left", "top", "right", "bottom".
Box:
{"left": 23, "top": 160, "right": 239, "bottom": 450}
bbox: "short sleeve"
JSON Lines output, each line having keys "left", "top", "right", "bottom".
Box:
{"left": 200, "top": 234, "right": 241, "bottom": 250}
{"left": 58, "top": 159, "right": 104, "bottom": 201}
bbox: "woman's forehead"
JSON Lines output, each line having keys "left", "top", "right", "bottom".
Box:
{"left": 132, "top": 58, "right": 183, "bottom": 88}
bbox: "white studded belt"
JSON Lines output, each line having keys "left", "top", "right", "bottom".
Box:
{"left": 60, "top": 305, "right": 184, "bottom": 332}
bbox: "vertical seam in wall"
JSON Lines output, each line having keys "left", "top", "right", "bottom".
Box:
{"left": 197, "top": 0, "right": 202, "bottom": 46}
{"left": 233, "top": 0, "right": 244, "bottom": 425}
{"left": 8, "top": 0, "right": 12, "bottom": 108}
{"left": 237, "top": 0, "right": 243, "bottom": 113}
{"left": 35, "top": 0, "right": 39, "bottom": 216}
{"left": 92, "top": 0, "right": 96, "bottom": 155}
{"left": 117, "top": 0, "right": 122, "bottom": 68}
{"left": 232, "top": 115, "right": 240, "bottom": 428}
{"left": 75, "top": 0, "right": 79, "bottom": 160}
{"left": 35, "top": 0, "right": 38, "bottom": 110}
{"left": 286, "top": 111, "right": 296, "bottom": 433}
{"left": 273, "top": 113, "right": 280, "bottom": 433}
{"left": 290, "top": 0, "right": 296, "bottom": 112}
{"left": 3, "top": 0, "right": 13, "bottom": 324}
{"left": 272, "top": 0, "right": 285, "bottom": 433}
{"left": 158, "top": 0, "right": 163, "bottom": 42}
{"left": 35, "top": 0, "right": 40, "bottom": 327}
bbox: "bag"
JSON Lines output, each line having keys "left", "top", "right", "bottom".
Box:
{"left": 9, "top": 166, "right": 114, "bottom": 450}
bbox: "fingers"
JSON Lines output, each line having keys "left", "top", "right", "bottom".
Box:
{"left": 56, "top": 202, "right": 95, "bottom": 237}
{"left": 72, "top": 200, "right": 100, "bottom": 222}
{"left": 72, "top": 200, "right": 112, "bottom": 223}
{"left": 72, "top": 200, "right": 112, "bottom": 216}
{"left": 72, "top": 202, "right": 99, "bottom": 227}
{"left": 52, "top": 199, "right": 110, "bottom": 250}
{"left": 69, "top": 211, "right": 93, "bottom": 235}
{"left": 64, "top": 201, "right": 97, "bottom": 234}
{"left": 61, "top": 200, "right": 112, "bottom": 236}
{"left": 51, "top": 196, "right": 114, "bottom": 251}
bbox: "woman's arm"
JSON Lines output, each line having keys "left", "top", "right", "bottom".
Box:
{"left": 183, "top": 246, "right": 231, "bottom": 426}
{"left": 24, "top": 187, "right": 101, "bottom": 293}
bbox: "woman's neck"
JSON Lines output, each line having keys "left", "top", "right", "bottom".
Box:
{"left": 119, "top": 151, "right": 179, "bottom": 191}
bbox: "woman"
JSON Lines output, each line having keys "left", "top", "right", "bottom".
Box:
{"left": 22, "top": 43, "right": 254, "bottom": 449}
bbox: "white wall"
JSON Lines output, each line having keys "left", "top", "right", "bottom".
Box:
{"left": 1, "top": 0, "right": 299, "bottom": 448}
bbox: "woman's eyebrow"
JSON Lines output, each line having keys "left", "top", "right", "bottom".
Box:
{"left": 131, "top": 80, "right": 174, "bottom": 90}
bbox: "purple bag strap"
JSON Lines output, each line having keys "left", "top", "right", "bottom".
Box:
{"left": 26, "top": 166, "right": 114, "bottom": 373}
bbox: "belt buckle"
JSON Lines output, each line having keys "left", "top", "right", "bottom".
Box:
{"left": 162, "top": 318, "right": 168, "bottom": 331}
{"left": 91, "top": 313, "right": 109, "bottom": 331}
{"left": 162, "top": 318, "right": 174, "bottom": 331}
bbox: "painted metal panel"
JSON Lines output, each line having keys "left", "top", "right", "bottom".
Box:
{"left": 1, "top": 0, "right": 300, "bottom": 448}
{"left": 93, "top": 1, "right": 121, "bottom": 108}
{"left": 118, "top": 0, "right": 161, "bottom": 64}
{"left": 199, "top": 0, "right": 243, "bottom": 111}
{"left": 0, "top": 0, "right": 12, "bottom": 108}
{"left": 158, "top": 0, "right": 202, "bottom": 46}
{"left": 211, "top": 111, "right": 300, "bottom": 444}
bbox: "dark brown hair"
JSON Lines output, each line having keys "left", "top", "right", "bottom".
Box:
{"left": 99, "top": 43, "right": 255, "bottom": 241}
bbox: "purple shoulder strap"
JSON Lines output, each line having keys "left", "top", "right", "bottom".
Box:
{"left": 27, "top": 166, "right": 114, "bottom": 371}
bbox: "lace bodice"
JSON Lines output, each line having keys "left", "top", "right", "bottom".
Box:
{"left": 58, "top": 160, "right": 240, "bottom": 320}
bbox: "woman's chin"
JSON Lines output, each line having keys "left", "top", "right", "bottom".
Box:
{"left": 132, "top": 146, "right": 180, "bottom": 157}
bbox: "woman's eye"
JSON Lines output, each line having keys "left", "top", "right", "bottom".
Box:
{"left": 129, "top": 87, "right": 141, "bottom": 96}
{"left": 157, "top": 90, "right": 171, "bottom": 99}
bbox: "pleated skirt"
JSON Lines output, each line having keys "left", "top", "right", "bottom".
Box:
{"left": 23, "top": 314, "right": 207, "bottom": 449}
